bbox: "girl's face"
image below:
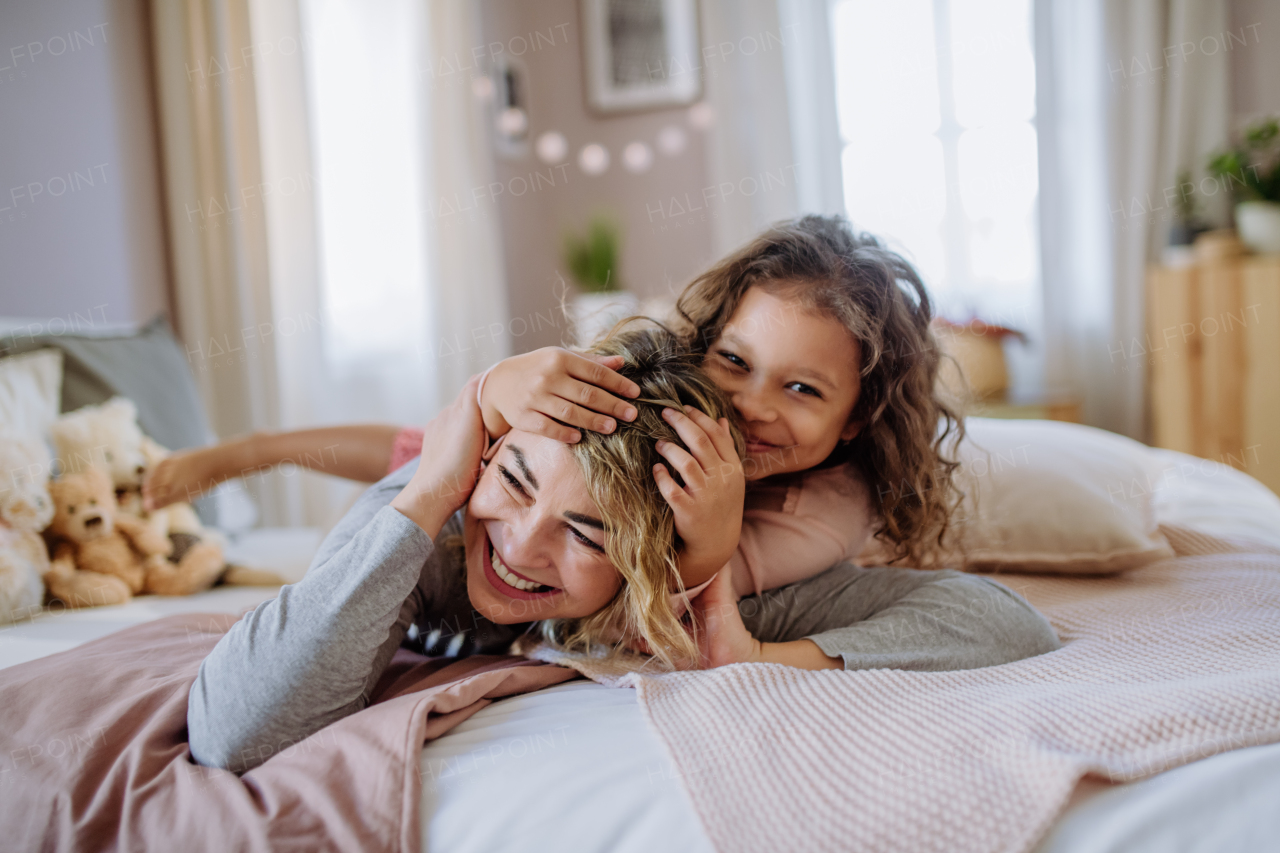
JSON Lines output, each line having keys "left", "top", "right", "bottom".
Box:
{"left": 463, "top": 431, "right": 622, "bottom": 624}
{"left": 704, "top": 286, "right": 862, "bottom": 480}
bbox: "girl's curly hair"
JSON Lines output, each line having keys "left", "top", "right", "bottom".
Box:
{"left": 673, "top": 214, "right": 965, "bottom": 568}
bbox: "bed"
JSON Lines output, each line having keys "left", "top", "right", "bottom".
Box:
{"left": 2, "top": 452, "right": 1277, "bottom": 853}
{"left": 3, "top": 322, "right": 1279, "bottom": 852}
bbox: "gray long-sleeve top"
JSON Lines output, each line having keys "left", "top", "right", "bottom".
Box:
{"left": 187, "top": 458, "right": 1060, "bottom": 773}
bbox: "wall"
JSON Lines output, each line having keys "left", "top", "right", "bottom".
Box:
{"left": 1229, "top": 0, "right": 1280, "bottom": 129}
{"left": 0, "top": 0, "right": 170, "bottom": 331}
{"left": 478, "top": 0, "right": 719, "bottom": 353}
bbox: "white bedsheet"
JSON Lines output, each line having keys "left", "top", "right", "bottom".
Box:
{"left": 1032, "top": 742, "right": 1280, "bottom": 853}
{"left": 0, "top": 586, "right": 278, "bottom": 670}
{"left": 0, "top": 527, "right": 320, "bottom": 670}
{"left": 421, "top": 681, "right": 713, "bottom": 853}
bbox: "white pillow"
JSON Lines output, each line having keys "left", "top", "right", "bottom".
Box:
{"left": 860, "top": 418, "right": 1174, "bottom": 574}
{"left": 0, "top": 349, "right": 63, "bottom": 447}
{"left": 1147, "top": 448, "right": 1280, "bottom": 549}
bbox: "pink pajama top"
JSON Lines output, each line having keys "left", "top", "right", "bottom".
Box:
{"left": 389, "top": 425, "right": 876, "bottom": 599}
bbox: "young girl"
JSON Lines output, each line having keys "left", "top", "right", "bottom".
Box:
{"left": 147, "top": 215, "right": 963, "bottom": 636}
{"left": 670, "top": 214, "right": 965, "bottom": 588}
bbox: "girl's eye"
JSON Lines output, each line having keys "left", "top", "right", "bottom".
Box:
{"left": 499, "top": 466, "right": 528, "bottom": 497}
{"left": 786, "top": 382, "right": 823, "bottom": 399}
{"left": 718, "top": 350, "right": 747, "bottom": 369}
{"left": 569, "top": 525, "right": 606, "bottom": 553}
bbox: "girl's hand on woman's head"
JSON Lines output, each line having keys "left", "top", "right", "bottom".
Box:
{"left": 391, "top": 374, "right": 488, "bottom": 539}
{"left": 653, "top": 406, "right": 745, "bottom": 588}
{"left": 480, "top": 347, "right": 640, "bottom": 444}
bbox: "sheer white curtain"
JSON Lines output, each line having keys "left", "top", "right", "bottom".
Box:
{"left": 1036, "top": 0, "right": 1231, "bottom": 439}
{"left": 153, "top": 0, "right": 509, "bottom": 528}
{"left": 777, "top": 0, "right": 845, "bottom": 219}
{"left": 151, "top": 0, "right": 286, "bottom": 524}
{"left": 419, "top": 0, "right": 511, "bottom": 407}
{"left": 698, "top": 0, "right": 802, "bottom": 256}
{"left": 298, "top": 0, "right": 433, "bottom": 423}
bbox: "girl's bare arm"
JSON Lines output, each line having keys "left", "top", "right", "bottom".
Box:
{"left": 143, "top": 425, "right": 402, "bottom": 511}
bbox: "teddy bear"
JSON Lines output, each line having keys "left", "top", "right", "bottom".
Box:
{"left": 0, "top": 431, "right": 76, "bottom": 622}
{"left": 50, "top": 397, "right": 283, "bottom": 590}
{"left": 46, "top": 466, "right": 230, "bottom": 596}
{"left": 0, "top": 430, "right": 133, "bottom": 615}
{"left": 51, "top": 397, "right": 173, "bottom": 522}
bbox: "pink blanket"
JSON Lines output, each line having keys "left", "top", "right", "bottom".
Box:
{"left": 0, "top": 613, "right": 575, "bottom": 852}
{"left": 632, "top": 526, "right": 1280, "bottom": 853}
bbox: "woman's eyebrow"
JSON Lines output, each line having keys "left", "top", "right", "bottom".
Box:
{"left": 506, "top": 444, "right": 539, "bottom": 490}
{"left": 563, "top": 510, "right": 604, "bottom": 530}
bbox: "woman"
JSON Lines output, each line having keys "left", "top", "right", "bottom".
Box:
{"left": 188, "top": 326, "right": 1059, "bottom": 773}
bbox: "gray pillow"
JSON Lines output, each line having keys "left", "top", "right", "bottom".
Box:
{"left": 0, "top": 315, "right": 215, "bottom": 451}
{"left": 1, "top": 316, "right": 226, "bottom": 526}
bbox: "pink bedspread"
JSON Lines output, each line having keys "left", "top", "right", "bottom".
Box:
{"left": 0, "top": 613, "right": 575, "bottom": 852}
{"left": 633, "top": 527, "right": 1280, "bottom": 853}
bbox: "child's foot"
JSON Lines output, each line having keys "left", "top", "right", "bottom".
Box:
{"left": 143, "top": 447, "right": 233, "bottom": 511}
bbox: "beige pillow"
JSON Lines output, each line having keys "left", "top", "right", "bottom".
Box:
{"left": 860, "top": 418, "right": 1174, "bottom": 574}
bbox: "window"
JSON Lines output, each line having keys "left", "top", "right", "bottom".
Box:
{"left": 831, "top": 0, "right": 1040, "bottom": 332}
{"left": 301, "top": 0, "right": 429, "bottom": 367}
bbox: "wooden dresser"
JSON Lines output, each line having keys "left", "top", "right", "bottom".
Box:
{"left": 1147, "top": 255, "right": 1280, "bottom": 495}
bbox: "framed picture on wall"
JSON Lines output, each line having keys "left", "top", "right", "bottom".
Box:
{"left": 580, "top": 0, "right": 702, "bottom": 114}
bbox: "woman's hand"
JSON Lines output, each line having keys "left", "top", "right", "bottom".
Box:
{"left": 653, "top": 406, "right": 745, "bottom": 587}
{"left": 687, "top": 570, "right": 844, "bottom": 671}
{"left": 391, "top": 374, "right": 488, "bottom": 539}
{"left": 480, "top": 347, "right": 640, "bottom": 444}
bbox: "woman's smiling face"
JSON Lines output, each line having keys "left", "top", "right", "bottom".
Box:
{"left": 463, "top": 430, "right": 622, "bottom": 624}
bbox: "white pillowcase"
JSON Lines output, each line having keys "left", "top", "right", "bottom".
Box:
{"left": 1147, "top": 448, "right": 1280, "bottom": 550}
{"left": 0, "top": 349, "right": 63, "bottom": 447}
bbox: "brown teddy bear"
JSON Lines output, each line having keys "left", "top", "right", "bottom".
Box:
{"left": 51, "top": 397, "right": 284, "bottom": 589}
{"left": 0, "top": 430, "right": 130, "bottom": 614}
{"left": 47, "top": 467, "right": 226, "bottom": 597}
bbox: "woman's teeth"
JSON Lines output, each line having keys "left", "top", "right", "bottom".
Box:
{"left": 490, "top": 545, "right": 552, "bottom": 592}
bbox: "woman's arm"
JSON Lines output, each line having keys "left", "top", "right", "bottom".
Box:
{"left": 187, "top": 378, "right": 488, "bottom": 773}
{"left": 692, "top": 563, "right": 1061, "bottom": 671}
{"left": 187, "top": 467, "right": 437, "bottom": 773}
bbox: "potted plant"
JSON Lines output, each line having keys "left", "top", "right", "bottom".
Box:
{"left": 562, "top": 215, "right": 637, "bottom": 345}
{"left": 1168, "top": 168, "right": 1210, "bottom": 248}
{"left": 1208, "top": 117, "right": 1280, "bottom": 254}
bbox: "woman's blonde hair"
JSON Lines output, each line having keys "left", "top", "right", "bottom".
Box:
{"left": 674, "top": 214, "right": 965, "bottom": 568}
{"left": 537, "top": 321, "right": 742, "bottom": 670}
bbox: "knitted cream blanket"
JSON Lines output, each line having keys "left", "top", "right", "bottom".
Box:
{"left": 630, "top": 527, "right": 1280, "bottom": 853}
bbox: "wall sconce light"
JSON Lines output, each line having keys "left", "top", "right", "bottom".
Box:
{"left": 492, "top": 59, "right": 529, "bottom": 159}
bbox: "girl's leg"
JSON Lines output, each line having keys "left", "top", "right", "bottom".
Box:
{"left": 143, "top": 425, "right": 403, "bottom": 510}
